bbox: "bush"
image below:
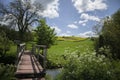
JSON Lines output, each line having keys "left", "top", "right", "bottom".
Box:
{"left": 0, "top": 63, "right": 16, "bottom": 80}
{"left": 58, "top": 51, "right": 120, "bottom": 80}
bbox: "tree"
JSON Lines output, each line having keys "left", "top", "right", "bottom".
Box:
{"left": 35, "top": 19, "right": 57, "bottom": 48}
{"left": 0, "top": 0, "right": 42, "bottom": 41}
{"left": 95, "top": 9, "right": 120, "bottom": 59}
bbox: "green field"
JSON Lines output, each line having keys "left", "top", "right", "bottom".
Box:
{"left": 47, "top": 37, "right": 94, "bottom": 68}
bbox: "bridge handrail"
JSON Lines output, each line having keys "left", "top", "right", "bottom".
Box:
{"left": 32, "top": 44, "right": 47, "bottom": 69}
{"left": 16, "top": 43, "right": 26, "bottom": 66}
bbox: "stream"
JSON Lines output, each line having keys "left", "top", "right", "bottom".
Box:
{"left": 46, "top": 68, "right": 62, "bottom": 79}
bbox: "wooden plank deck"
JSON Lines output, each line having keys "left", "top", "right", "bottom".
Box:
{"left": 15, "top": 50, "right": 45, "bottom": 79}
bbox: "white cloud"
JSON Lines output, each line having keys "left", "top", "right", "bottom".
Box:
{"left": 35, "top": 0, "right": 59, "bottom": 18}
{"left": 51, "top": 26, "right": 61, "bottom": 34}
{"left": 72, "top": 0, "right": 107, "bottom": 13}
{"left": 78, "top": 31, "right": 96, "bottom": 38}
{"left": 24, "top": 0, "right": 59, "bottom": 18}
{"left": 80, "top": 13, "right": 100, "bottom": 22}
{"left": 59, "top": 30, "right": 71, "bottom": 36}
{"left": 67, "top": 24, "right": 78, "bottom": 29}
{"left": 66, "top": 31, "right": 71, "bottom": 34}
{"left": 79, "top": 20, "right": 88, "bottom": 24}
{"left": 78, "top": 13, "right": 100, "bottom": 26}
{"left": 60, "top": 33, "right": 70, "bottom": 36}
{"left": 82, "top": 23, "right": 86, "bottom": 26}
{"left": 79, "top": 19, "right": 88, "bottom": 26}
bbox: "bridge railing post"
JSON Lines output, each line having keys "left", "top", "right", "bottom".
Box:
{"left": 43, "top": 47, "right": 47, "bottom": 70}
{"left": 32, "top": 45, "right": 47, "bottom": 70}
{"left": 16, "top": 43, "right": 26, "bottom": 66}
{"left": 16, "top": 44, "right": 20, "bottom": 66}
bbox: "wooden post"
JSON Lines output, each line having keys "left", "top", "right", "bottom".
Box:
{"left": 16, "top": 43, "right": 26, "bottom": 66}
{"left": 16, "top": 44, "right": 20, "bottom": 66}
{"left": 32, "top": 45, "right": 47, "bottom": 70}
{"left": 43, "top": 47, "right": 47, "bottom": 70}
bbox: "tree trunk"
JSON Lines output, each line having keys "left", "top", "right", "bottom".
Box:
{"left": 19, "top": 30, "right": 25, "bottom": 42}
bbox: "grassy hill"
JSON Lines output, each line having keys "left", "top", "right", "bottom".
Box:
{"left": 57, "top": 36, "right": 86, "bottom": 41}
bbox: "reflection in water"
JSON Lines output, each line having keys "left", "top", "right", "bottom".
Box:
{"left": 46, "top": 68, "right": 61, "bottom": 80}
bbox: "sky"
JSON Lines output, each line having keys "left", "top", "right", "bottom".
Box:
{"left": 1, "top": 0, "right": 120, "bottom": 37}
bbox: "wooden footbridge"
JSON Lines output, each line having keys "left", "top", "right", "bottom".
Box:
{"left": 15, "top": 43, "right": 47, "bottom": 80}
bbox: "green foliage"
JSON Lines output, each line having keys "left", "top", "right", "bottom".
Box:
{"left": 58, "top": 51, "right": 120, "bottom": 80}
{"left": 95, "top": 9, "right": 120, "bottom": 59}
{"left": 0, "top": 24, "right": 19, "bottom": 41}
{"left": 0, "top": 64, "right": 15, "bottom": 80}
{"left": 24, "top": 32, "right": 34, "bottom": 42}
{"left": 0, "top": 31, "right": 11, "bottom": 57}
{"left": 35, "top": 19, "right": 57, "bottom": 48}
{"left": 0, "top": 25, "right": 16, "bottom": 64}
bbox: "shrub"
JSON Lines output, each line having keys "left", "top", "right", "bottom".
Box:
{"left": 0, "top": 63, "right": 15, "bottom": 80}
{"left": 58, "top": 51, "right": 120, "bottom": 80}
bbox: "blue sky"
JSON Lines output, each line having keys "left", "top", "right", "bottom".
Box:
{"left": 45, "top": 0, "right": 120, "bottom": 37}
{"left": 1, "top": 0, "right": 120, "bottom": 37}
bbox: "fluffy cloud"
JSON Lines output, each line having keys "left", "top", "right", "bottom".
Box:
{"left": 78, "top": 13, "right": 100, "bottom": 26}
{"left": 72, "top": 0, "right": 107, "bottom": 13}
{"left": 78, "top": 31, "right": 97, "bottom": 38}
{"left": 72, "top": 0, "right": 106, "bottom": 26}
{"left": 51, "top": 26, "right": 61, "bottom": 34}
{"left": 67, "top": 24, "right": 78, "bottom": 29}
{"left": 27, "top": 0, "right": 59, "bottom": 18}
{"left": 79, "top": 19, "right": 88, "bottom": 26}
{"left": 80, "top": 13, "right": 100, "bottom": 22}
{"left": 79, "top": 20, "right": 88, "bottom": 24}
